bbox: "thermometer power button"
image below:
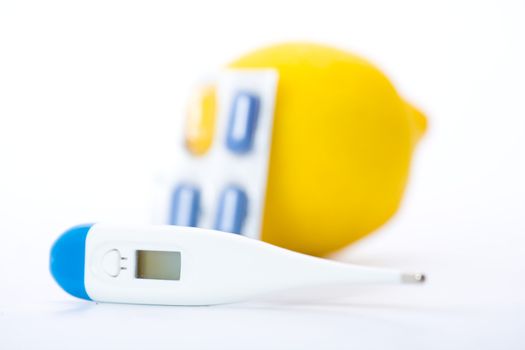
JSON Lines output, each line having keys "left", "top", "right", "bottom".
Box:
{"left": 102, "top": 249, "right": 121, "bottom": 277}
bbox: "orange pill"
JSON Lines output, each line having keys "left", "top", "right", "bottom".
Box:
{"left": 185, "top": 84, "right": 217, "bottom": 155}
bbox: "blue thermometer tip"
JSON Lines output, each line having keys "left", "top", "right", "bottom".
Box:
{"left": 50, "top": 224, "right": 93, "bottom": 300}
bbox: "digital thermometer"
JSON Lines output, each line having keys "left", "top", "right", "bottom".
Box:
{"left": 50, "top": 224, "right": 425, "bottom": 306}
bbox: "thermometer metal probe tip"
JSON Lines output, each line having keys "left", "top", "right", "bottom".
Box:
{"left": 401, "top": 272, "right": 426, "bottom": 284}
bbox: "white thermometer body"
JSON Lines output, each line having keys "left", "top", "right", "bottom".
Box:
{"left": 50, "top": 224, "right": 424, "bottom": 306}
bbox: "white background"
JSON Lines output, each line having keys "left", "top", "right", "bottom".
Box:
{"left": 0, "top": 1, "right": 524, "bottom": 349}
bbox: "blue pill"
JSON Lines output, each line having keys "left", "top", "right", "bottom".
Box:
{"left": 170, "top": 185, "right": 200, "bottom": 227}
{"left": 214, "top": 186, "right": 248, "bottom": 234}
{"left": 226, "top": 92, "right": 260, "bottom": 154}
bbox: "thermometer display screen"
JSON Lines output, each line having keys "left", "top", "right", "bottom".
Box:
{"left": 136, "top": 250, "right": 181, "bottom": 280}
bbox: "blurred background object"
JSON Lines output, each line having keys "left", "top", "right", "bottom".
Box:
{"left": 230, "top": 42, "right": 426, "bottom": 255}
{"left": 0, "top": 1, "right": 524, "bottom": 349}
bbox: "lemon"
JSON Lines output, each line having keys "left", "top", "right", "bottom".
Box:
{"left": 228, "top": 42, "right": 426, "bottom": 256}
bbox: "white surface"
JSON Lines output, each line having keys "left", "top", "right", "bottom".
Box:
{"left": 85, "top": 224, "right": 409, "bottom": 305}
{"left": 0, "top": 0, "right": 524, "bottom": 349}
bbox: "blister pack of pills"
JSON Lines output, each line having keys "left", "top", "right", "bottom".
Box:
{"left": 153, "top": 69, "right": 278, "bottom": 239}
